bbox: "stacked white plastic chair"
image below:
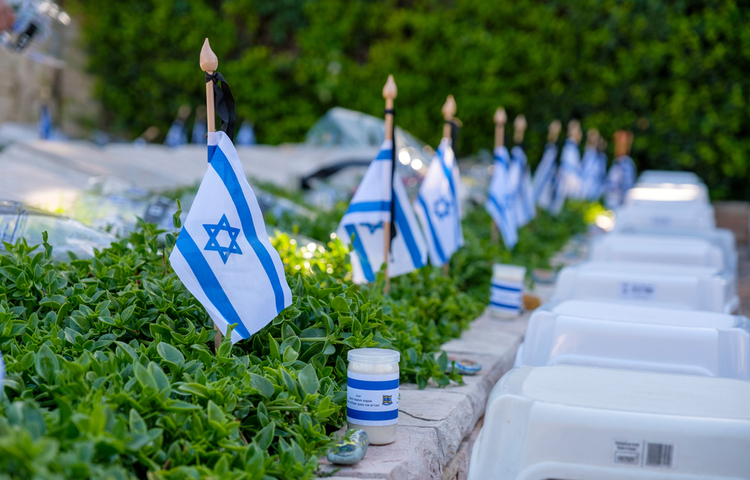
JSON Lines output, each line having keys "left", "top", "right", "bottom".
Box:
{"left": 469, "top": 170, "right": 750, "bottom": 479}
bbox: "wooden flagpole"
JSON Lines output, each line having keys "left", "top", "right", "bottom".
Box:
{"left": 441, "top": 95, "right": 457, "bottom": 276}
{"left": 383, "top": 75, "right": 397, "bottom": 294}
{"left": 491, "top": 107, "right": 507, "bottom": 244}
{"left": 200, "top": 38, "right": 223, "bottom": 349}
{"left": 548, "top": 119, "right": 562, "bottom": 144}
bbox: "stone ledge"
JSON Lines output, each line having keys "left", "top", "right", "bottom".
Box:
{"left": 317, "top": 309, "right": 530, "bottom": 479}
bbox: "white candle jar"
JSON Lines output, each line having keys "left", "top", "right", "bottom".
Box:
{"left": 346, "top": 348, "right": 400, "bottom": 445}
{"left": 489, "top": 264, "right": 526, "bottom": 317}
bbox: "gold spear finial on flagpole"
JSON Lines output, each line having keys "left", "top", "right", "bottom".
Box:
{"left": 200, "top": 39, "right": 218, "bottom": 134}
{"left": 513, "top": 114, "right": 527, "bottom": 145}
{"left": 382, "top": 75, "right": 397, "bottom": 293}
{"left": 494, "top": 107, "right": 507, "bottom": 149}
{"left": 200, "top": 38, "right": 223, "bottom": 348}
{"left": 442, "top": 94, "right": 456, "bottom": 139}
{"left": 548, "top": 119, "right": 562, "bottom": 143}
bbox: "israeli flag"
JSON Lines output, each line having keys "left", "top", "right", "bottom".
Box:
{"left": 414, "top": 138, "right": 464, "bottom": 267}
{"left": 165, "top": 119, "right": 188, "bottom": 147}
{"left": 337, "top": 140, "right": 428, "bottom": 284}
{"left": 485, "top": 146, "right": 518, "bottom": 248}
{"left": 551, "top": 139, "right": 582, "bottom": 215}
{"left": 170, "top": 131, "right": 292, "bottom": 343}
{"left": 533, "top": 143, "right": 558, "bottom": 211}
{"left": 511, "top": 146, "right": 536, "bottom": 227}
{"left": 580, "top": 145, "right": 606, "bottom": 200}
{"left": 605, "top": 155, "right": 637, "bottom": 209}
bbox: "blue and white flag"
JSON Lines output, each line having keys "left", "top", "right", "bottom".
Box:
{"left": 605, "top": 155, "right": 637, "bottom": 209}
{"left": 485, "top": 146, "right": 518, "bottom": 248}
{"left": 39, "top": 105, "right": 52, "bottom": 140}
{"left": 414, "top": 138, "right": 464, "bottom": 267}
{"left": 192, "top": 119, "right": 207, "bottom": 144}
{"left": 165, "top": 119, "right": 188, "bottom": 147}
{"left": 337, "top": 140, "right": 428, "bottom": 284}
{"left": 551, "top": 139, "right": 582, "bottom": 215}
{"left": 170, "top": 131, "right": 292, "bottom": 343}
{"left": 510, "top": 146, "right": 535, "bottom": 227}
{"left": 580, "top": 145, "right": 606, "bottom": 200}
{"left": 533, "top": 143, "right": 558, "bottom": 211}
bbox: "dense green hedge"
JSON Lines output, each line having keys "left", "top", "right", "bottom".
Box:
{"left": 72, "top": 0, "right": 750, "bottom": 199}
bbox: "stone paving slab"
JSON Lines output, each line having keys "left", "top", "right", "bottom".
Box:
{"left": 318, "top": 307, "right": 531, "bottom": 479}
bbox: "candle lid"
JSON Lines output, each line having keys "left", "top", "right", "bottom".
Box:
{"left": 348, "top": 348, "right": 400, "bottom": 364}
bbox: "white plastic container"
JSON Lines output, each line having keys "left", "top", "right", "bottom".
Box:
{"left": 468, "top": 365, "right": 750, "bottom": 480}
{"left": 551, "top": 261, "right": 739, "bottom": 313}
{"left": 638, "top": 169, "right": 704, "bottom": 185}
{"left": 516, "top": 300, "right": 750, "bottom": 378}
{"left": 610, "top": 226, "right": 737, "bottom": 275}
{"left": 489, "top": 264, "right": 526, "bottom": 317}
{"left": 625, "top": 182, "right": 709, "bottom": 206}
{"left": 613, "top": 202, "right": 716, "bottom": 231}
{"left": 346, "top": 348, "right": 400, "bottom": 445}
{"left": 589, "top": 233, "right": 726, "bottom": 269}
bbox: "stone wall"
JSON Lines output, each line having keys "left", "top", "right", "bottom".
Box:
{"left": 0, "top": 16, "right": 98, "bottom": 136}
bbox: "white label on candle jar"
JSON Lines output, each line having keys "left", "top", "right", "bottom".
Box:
{"left": 347, "top": 371, "right": 399, "bottom": 426}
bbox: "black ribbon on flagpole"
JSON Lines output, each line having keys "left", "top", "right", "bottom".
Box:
{"left": 206, "top": 72, "right": 236, "bottom": 142}
{"left": 384, "top": 108, "right": 397, "bottom": 252}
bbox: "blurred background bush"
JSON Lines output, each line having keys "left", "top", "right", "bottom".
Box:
{"left": 71, "top": 0, "right": 750, "bottom": 199}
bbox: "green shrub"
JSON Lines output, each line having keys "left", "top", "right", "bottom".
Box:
{"left": 72, "top": 0, "right": 750, "bottom": 199}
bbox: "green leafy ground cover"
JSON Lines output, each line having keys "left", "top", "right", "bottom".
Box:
{"left": 0, "top": 201, "right": 589, "bottom": 479}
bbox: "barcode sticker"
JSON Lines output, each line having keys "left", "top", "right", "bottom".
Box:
{"left": 613, "top": 440, "right": 675, "bottom": 468}
{"left": 645, "top": 442, "right": 674, "bottom": 467}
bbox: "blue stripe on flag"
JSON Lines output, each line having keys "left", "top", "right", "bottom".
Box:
{"left": 347, "top": 378, "right": 399, "bottom": 390}
{"left": 491, "top": 282, "right": 522, "bottom": 292}
{"left": 175, "top": 228, "right": 252, "bottom": 339}
{"left": 374, "top": 148, "right": 391, "bottom": 161}
{"left": 345, "top": 224, "right": 375, "bottom": 283}
{"left": 347, "top": 408, "right": 398, "bottom": 421}
{"left": 395, "top": 197, "right": 425, "bottom": 269}
{"left": 346, "top": 201, "right": 391, "bottom": 214}
{"left": 417, "top": 194, "right": 446, "bottom": 264}
{"left": 488, "top": 194, "right": 507, "bottom": 222}
{"left": 209, "top": 148, "right": 286, "bottom": 314}
{"left": 437, "top": 149, "right": 457, "bottom": 202}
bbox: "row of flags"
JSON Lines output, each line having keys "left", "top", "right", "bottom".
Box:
{"left": 172, "top": 85, "right": 634, "bottom": 344}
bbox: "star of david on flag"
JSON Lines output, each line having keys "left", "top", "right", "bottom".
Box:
{"left": 203, "top": 214, "right": 242, "bottom": 263}
{"left": 414, "top": 138, "right": 464, "bottom": 267}
{"left": 485, "top": 146, "right": 518, "bottom": 248}
{"left": 337, "top": 139, "right": 428, "bottom": 284}
{"left": 170, "top": 131, "right": 292, "bottom": 343}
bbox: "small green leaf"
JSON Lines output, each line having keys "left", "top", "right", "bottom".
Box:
{"left": 255, "top": 422, "right": 275, "bottom": 450}
{"left": 298, "top": 363, "right": 318, "bottom": 396}
{"left": 157, "top": 342, "right": 185, "bottom": 367}
{"left": 250, "top": 373, "right": 275, "bottom": 398}
{"left": 129, "top": 409, "right": 147, "bottom": 434}
{"left": 331, "top": 296, "right": 349, "bottom": 313}
{"left": 35, "top": 345, "right": 58, "bottom": 383}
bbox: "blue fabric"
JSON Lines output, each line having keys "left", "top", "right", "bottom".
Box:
{"left": 175, "top": 228, "right": 252, "bottom": 339}
{"left": 209, "top": 147, "right": 286, "bottom": 314}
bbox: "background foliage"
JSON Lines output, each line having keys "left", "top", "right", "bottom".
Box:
{"left": 71, "top": 0, "right": 750, "bottom": 199}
